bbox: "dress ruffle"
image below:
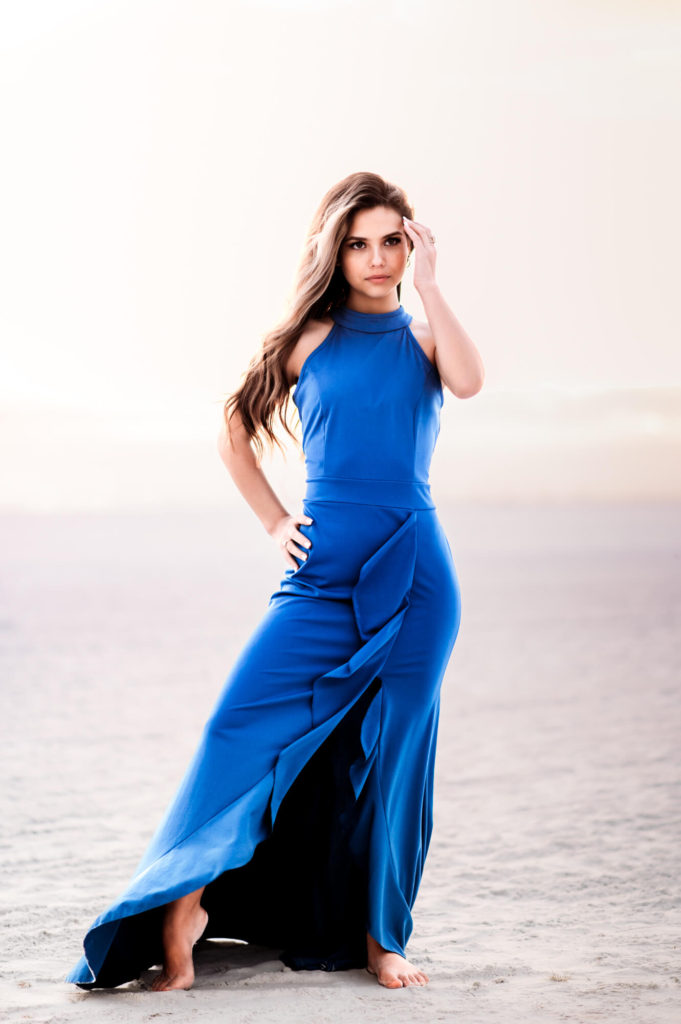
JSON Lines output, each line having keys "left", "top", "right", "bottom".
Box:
{"left": 65, "top": 511, "right": 420, "bottom": 988}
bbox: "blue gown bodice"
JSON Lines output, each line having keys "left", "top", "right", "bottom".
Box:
{"left": 292, "top": 303, "right": 443, "bottom": 510}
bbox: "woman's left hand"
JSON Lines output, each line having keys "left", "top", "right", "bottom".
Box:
{"left": 402, "top": 216, "right": 438, "bottom": 293}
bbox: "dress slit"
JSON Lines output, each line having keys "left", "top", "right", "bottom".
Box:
{"left": 74, "top": 677, "right": 384, "bottom": 987}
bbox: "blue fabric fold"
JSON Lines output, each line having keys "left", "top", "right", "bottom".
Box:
{"left": 66, "top": 511, "right": 421, "bottom": 988}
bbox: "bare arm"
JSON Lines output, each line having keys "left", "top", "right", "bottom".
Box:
{"left": 419, "top": 283, "right": 485, "bottom": 399}
{"left": 401, "top": 217, "right": 485, "bottom": 399}
{"left": 217, "top": 407, "right": 312, "bottom": 569}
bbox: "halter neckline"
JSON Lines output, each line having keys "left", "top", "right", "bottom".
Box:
{"left": 331, "top": 303, "right": 412, "bottom": 333}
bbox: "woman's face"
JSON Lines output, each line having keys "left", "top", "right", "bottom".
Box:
{"left": 338, "top": 205, "right": 410, "bottom": 304}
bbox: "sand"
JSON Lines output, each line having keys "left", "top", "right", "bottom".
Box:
{"left": 1, "top": 500, "right": 679, "bottom": 1023}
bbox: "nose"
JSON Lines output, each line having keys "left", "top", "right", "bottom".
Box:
{"left": 369, "top": 246, "right": 386, "bottom": 267}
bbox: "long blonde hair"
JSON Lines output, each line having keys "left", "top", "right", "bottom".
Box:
{"left": 221, "top": 171, "right": 415, "bottom": 460}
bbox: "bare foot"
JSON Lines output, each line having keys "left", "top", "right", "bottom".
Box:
{"left": 150, "top": 900, "right": 208, "bottom": 991}
{"left": 366, "top": 931, "right": 430, "bottom": 988}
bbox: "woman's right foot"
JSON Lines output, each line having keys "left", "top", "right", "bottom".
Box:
{"left": 150, "top": 901, "right": 208, "bottom": 991}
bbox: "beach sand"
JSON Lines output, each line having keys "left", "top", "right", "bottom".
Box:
{"left": 1, "top": 500, "right": 679, "bottom": 1023}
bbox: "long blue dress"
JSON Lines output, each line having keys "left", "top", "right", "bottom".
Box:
{"left": 65, "top": 302, "right": 462, "bottom": 987}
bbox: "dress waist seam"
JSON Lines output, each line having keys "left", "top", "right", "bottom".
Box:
{"left": 303, "top": 476, "right": 435, "bottom": 511}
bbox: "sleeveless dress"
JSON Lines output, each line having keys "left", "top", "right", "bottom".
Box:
{"left": 65, "top": 302, "right": 462, "bottom": 987}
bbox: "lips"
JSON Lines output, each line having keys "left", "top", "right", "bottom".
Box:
{"left": 367, "top": 275, "right": 389, "bottom": 281}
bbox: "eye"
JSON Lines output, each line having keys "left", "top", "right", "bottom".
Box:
{"left": 347, "top": 236, "right": 403, "bottom": 250}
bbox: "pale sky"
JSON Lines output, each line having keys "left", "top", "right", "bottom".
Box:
{"left": 1, "top": 0, "right": 679, "bottom": 510}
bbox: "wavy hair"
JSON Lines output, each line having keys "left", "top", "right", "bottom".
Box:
{"left": 220, "top": 171, "right": 415, "bottom": 461}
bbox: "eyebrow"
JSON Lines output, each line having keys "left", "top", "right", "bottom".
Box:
{"left": 345, "top": 230, "right": 404, "bottom": 241}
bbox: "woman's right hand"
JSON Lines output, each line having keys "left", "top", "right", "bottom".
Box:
{"left": 272, "top": 512, "right": 314, "bottom": 570}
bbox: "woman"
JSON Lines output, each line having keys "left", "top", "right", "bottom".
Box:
{"left": 65, "top": 171, "right": 485, "bottom": 993}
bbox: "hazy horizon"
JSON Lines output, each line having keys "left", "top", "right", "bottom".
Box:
{"left": 2, "top": 382, "right": 680, "bottom": 513}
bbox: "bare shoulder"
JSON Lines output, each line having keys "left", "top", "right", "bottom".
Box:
{"left": 285, "top": 315, "right": 335, "bottom": 387}
{"left": 407, "top": 318, "right": 437, "bottom": 369}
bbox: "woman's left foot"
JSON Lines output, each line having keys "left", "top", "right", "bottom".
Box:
{"left": 150, "top": 902, "right": 208, "bottom": 991}
{"left": 366, "top": 932, "right": 430, "bottom": 988}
